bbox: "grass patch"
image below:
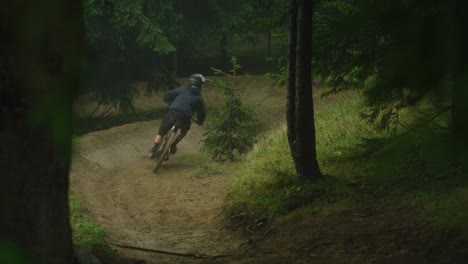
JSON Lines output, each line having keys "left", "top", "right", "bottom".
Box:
{"left": 366, "top": 130, "right": 468, "bottom": 235}
{"left": 277, "top": 200, "right": 355, "bottom": 224}
{"left": 314, "top": 90, "right": 384, "bottom": 180}
{"left": 69, "top": 192, "right": 109, "bottom": 251}
{"left": 227, "top": 90, "right": 379, "bottom": 220}
{"left": 227, "top": 121, "right": 361, "bottom": 221}
{"left": 417, "top": 186, "right": 468, "bottom": 236}
{"left": 227, "top": 88, "right": 468, "bottom": 239}
{"left": 179, "top": 153, "right": 205, "bottom": 164}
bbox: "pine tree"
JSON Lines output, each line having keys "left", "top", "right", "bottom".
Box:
{"left": 202, "top": 57, "right": 260, "bottom": 161}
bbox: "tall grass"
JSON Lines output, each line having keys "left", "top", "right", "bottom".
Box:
{"left": 227, "top": 90, "right": 379, "bottom": 219}
{"left": 227, "top": 88, "right": 468, "bottom": 236}
{"left": 314, "top": 90, "right": 383, "bottom": 179}
{"left": 228, "top": 124, "right": 297, "bottom": 218}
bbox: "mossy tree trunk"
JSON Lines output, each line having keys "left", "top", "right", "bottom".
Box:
{"left": 0, "top": 0, "right": 84, "bottom": 263}
{"left": 287, "top": 0, "right": 322, "bottom": 181}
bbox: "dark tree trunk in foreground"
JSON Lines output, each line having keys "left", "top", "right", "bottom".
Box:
{"left": 287, "top": 0, "right": 322, "bottom": 181}
{"left": 453, "top": 0, "right": 468, "bottom": 147}
{"left": 0, "top": 1, "right": 84, "bottom": 263}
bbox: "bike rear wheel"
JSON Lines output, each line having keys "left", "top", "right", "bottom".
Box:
{"left": 153, "top": 128, "right": 178, "bottom": 173}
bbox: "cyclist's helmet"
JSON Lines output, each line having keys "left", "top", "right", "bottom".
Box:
{"left": 189, "top": 74, "right": 206, "bottom": 89}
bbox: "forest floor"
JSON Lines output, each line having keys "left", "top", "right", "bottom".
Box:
{"left": 70, "top": 75, "right": 467, "bottom": 264}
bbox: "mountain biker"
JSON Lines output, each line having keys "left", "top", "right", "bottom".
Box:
{"left": 149, "top": 73, "right": 206, "bottom": 159}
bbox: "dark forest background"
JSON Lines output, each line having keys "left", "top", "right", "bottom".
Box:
{"left": 1, "top": 0, "right": 468, "bottom": 263}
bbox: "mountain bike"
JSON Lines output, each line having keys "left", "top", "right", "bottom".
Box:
{"left": 152, "top": 117, "right": 200, "bottom": 173}
{"left": 152, "top": 124, "right": 180, "bottom": 173}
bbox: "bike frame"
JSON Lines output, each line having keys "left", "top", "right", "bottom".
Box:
{"left": 153, "top": 125, "right": 180, "bottom": 173}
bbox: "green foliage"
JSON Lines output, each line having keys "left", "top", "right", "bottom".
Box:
{"left": 228, "top": 124, "right": 358, "bottom": 221}
{"left": 82, "top": 0, "right": 182, "bottom": 114}
{"left": 314, "top": 90, "right": 384, "bottom": 165}
{"left": 228, "top": 88, "right": 468, "bottom": 237}
{"left": 81, "top": 0, "right": 291, "bottom": 114}
{"left": 69, "top": 192, "right": 109, "bottom": 251}
{"left": 232, "top": 124, "right": 296, "bottom": 193}
{"left": 240, "top": 0, "right": 289, "bottom": 39}
{"left": 263, "top": 0, "right": 467, "bottom": 137}
{"left": 84, "top": 0, "right": 179, "bottom": 53}
{"left": 227, "top": 91, "right": 373, "bottom": 220}
{"left": 313, "top": 0, "right": 464, "bottom": 134}
{"left": 228, "top": 124, "right": 295, "bottom": 217}
{"left": 202, "top": 57, "right": 260, "bottom": 160}
{"left": 418, "top": 187, "right": 468, "bottom": 236}
{"left": 364, "top": 124, "right": 468, "bottom": 235}
{"left": 174, "top": 1, "right": 240, "bottom": 45}
{"left": 265, "top": 56, "right": 288, "bottom": 86}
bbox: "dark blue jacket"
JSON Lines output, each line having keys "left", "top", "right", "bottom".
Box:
{"left": 163, "top": 85, "right": 206, "bottom": 125}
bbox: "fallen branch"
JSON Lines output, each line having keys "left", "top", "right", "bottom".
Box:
{"left": 111, "top": 224, "right": 276, "bottom": 260}
{"left": 111, "top": 243, "right": 233, "bottom": 260}
{"left": 98, "top": 101, "right": 118, "bottom": 119}
{"left": 87, "top": 102, "right": 102, "bottom": 119}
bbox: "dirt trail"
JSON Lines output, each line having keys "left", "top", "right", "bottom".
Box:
{"left": 70, "top": 76, "right": 467, "bottom": 264}
{"left": 70, "top": 76, "right": 286, "bottom": 263}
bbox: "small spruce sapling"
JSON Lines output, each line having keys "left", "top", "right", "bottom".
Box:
{"left": 202, "top": 57, "right": 260, "bottom": 161}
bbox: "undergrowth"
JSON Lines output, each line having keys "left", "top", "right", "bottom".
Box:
{"left": 227, "top": 89, "right": 468, "bottom": 238}
{"left": 227, "top": 90, "right": 375, "bottom": 222}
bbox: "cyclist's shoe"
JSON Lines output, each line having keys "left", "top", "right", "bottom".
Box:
{"left": 148, "top": 144, "right": 159, "bottom": 159}
{"left": 170, "top": 144, "right": 177, "bottom": 155}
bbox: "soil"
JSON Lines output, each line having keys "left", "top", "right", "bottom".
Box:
{"left": 71, "top": 76, "right": 468, "bottom": 264}
{"left": 71, "top": 75, "right": 286, "bottom": 263}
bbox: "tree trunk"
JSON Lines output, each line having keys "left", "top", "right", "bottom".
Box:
{"left": 0, "top": 1, "right": 84, "bottom": 263}
{"left": 287, "top": 0, "right": 298, "bottom": 158}
{"left": 453, "top": 0, "right": 468, "bottom": 147}
{"left": 219, "top": 34, "right": 229, "bottom": 70}
{"left": 287, "top": 0, "right": 322, "bottom": 181}
{"left": 267, "top": 29, "right": 272, "bottom": 57}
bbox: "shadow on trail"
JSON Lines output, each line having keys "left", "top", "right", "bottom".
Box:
{"left": 74, "top": 108, "right": 167, "bottom": 136}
